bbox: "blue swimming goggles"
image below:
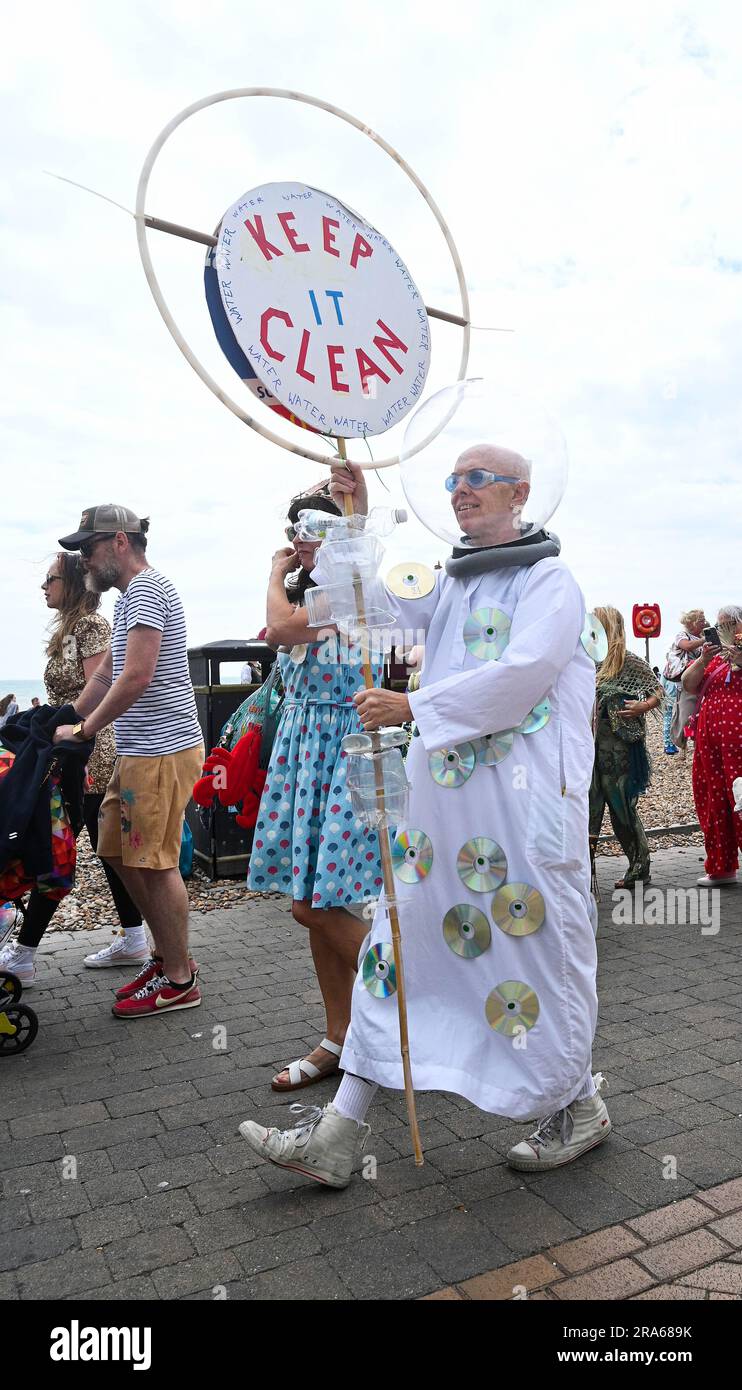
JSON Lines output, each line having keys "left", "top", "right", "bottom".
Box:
{"left": 444, "top": 469, "right": 521, "bottom": 492}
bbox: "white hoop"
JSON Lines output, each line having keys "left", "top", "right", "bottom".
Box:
{"left": 135, "top": 87, "right": 470, "bottom": 469}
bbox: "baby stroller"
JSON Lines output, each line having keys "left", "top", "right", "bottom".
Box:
{"left": 0, "top": 902, "right": 38, "bottom": 1055}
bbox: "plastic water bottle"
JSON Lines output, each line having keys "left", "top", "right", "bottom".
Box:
{"left": 296, "top": 506, "right": 406, "bottom": 542}
{"left": 363, "top": 507, "right": 408, "bottom": 536}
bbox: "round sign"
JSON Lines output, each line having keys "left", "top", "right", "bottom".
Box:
{"left": 204, "top": 244, "right": 319, "bottom": 433}
{"left": 212, "top": 182, "right": 431, "bottom": 437}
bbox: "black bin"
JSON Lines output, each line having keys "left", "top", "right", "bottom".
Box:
{"left": 186, "top": 639, "right": 276, "bottom": 880}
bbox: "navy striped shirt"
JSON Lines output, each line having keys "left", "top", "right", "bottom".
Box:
{"left": 111, "top": 567, "right": 202, "bottom": 756}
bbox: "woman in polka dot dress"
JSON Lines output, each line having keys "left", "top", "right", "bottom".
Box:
{"left": 247, "top": 487, "right": 383, "bottom": 1091}
{"left": 684, "top": 605, "right": 742, "bottom": 884}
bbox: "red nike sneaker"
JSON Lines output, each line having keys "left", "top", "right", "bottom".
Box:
{"left": 114, "top": 955, "right": 198, "bottom": 1001}
{"left": 111, "top": 972, "right": 202, "bottom": 1018}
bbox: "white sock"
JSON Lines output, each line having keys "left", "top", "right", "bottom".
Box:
{"left": 122, "top": 925, "right": 147, "bottom": 949}
{"left": 575, "top": 1072, "right": 597, "bottom": 1102}
{"left": 333, "top": 1074, "right": 378, "bottom": 1124}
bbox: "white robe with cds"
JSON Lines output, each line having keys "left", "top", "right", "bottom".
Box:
{"left": 334, "top": 554, "right": 598, "bottom": 1121}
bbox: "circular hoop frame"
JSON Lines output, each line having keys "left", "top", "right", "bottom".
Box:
{"left": 135, "top": 87, "right": 470, "bottom": 468}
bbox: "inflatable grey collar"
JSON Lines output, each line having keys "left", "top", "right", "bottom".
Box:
{"left": 445, "top": 528, "right": 561, "bottom": 577}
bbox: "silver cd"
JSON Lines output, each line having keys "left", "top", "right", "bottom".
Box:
{"left": 443, "top": 904, "right": 492, "bottom": 959}
{"left": 516, "top": 699, "right": 551, "bottom": 734}
{"left": 386, "top": 562, "right": 437, "bottom": 599}
{"left": 362, "top": 942, "right": 397, "bottom": 998}
{"left": 463, "top": 607, "right": 511, "bottom": 661}
{"left": 391, "top": 828, "right": 434, "bottom": 882}
{"left": 428, "top": 743, "right": 476, "bottom": 788}
{"left": 456, "top": 837, "right": 507, "bottom": 892}
{"left": 485, "top": 980, "right": 540, "bottom": 1036}
{"left": 491, "top": 882, "right": 545, "bottom": 936}
{"left": 581, "top": 612, "right": 609, "bottom": 664}
{"left": 474, "top": 731, "right": 514, "bottom": 766}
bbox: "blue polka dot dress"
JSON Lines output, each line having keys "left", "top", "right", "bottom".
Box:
{"left": 247, "top": 640, "right": 384, "bottom": 906}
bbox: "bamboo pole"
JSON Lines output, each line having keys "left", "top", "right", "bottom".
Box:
{"left": 336, "top": 436, "right": 423, "bottom": 1165}
{"left": 143, "top": 213, "right": 467, "bottom": 327}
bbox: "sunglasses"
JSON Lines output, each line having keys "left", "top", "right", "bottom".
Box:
{"left": 445, "top": 469, "right": 522, "bottom": 492}
{"left": 42, "top": 573, "right": 62, "bottom": 587}
{"left": 444, "top": 469, "right": 525, "bottom": 492}
{"left": 79, "top": 533, "right": 115, "bottom": 558}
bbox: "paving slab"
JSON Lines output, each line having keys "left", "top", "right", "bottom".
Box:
{"left": 3, "top": 847, "right": 742, "bottom": 1300}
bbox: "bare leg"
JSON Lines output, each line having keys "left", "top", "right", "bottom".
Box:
{"left": 273, "top": 901, "right": 366, "bottom": 1083}
{"left": 103, "top": 858, "right": 151, "bottom": 921}
{"left": 308, "top": 928, "right": 356, "bottom": 1045}
{"left": 297, "top": 903, "right": 367, "bottom": 972}
{"left": 103, "top": 859, "right": 190, "bottom": 982}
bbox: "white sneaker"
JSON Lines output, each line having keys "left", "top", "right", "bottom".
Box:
{"left": 84, "top": 931, "right": 150, "bottom": 969}
{"left": 697, "top": 873, "right": 738, "bottom": 886}
{"left": 239, "top": 1102, "right": 370, "bottom": 1188}
{"left": 0, "top": 940, "right": 35, "bottom": 987}
{"left": 507, "top": 1075, "right": 611, "bottom": 1171}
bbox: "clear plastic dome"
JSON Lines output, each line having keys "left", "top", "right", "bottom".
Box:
{"left": 399, "top": 379, "right": 568, "bottom": 548}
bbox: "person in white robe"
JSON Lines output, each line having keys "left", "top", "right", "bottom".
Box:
{"left": 240, "top": 445, "right": 611, "bottom": 1185}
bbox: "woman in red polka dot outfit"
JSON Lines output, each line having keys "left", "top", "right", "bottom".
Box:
{"left": 684, "top": 606, "right": 742, "bottom": 885}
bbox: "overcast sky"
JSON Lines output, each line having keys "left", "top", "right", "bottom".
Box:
{"left": 2, "top": 0, "right": 740, "bottom": 681}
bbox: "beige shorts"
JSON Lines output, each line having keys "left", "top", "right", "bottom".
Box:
{"left": 97, "top": 746, "right": 204, "bottom": 870}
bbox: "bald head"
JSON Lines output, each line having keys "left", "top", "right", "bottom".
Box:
{"left": 449, "top": 444, "right": 532, "bottom": 545}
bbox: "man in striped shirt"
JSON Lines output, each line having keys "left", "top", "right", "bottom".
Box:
{"left": 53, "top": 505, "right": 204, "bottom": 1018}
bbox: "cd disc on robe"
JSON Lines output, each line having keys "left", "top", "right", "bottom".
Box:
{"left": 516, "top": 699, "right": 551, "bottom": 734}
{"left": 463, "top": 607, "right": 511, "bottom": 660}
{"left": 581, "top": 612, "right": 609, "bottom": 664}
{"left": 362, "top": 943, "right": 397, "bottom": 998}
{"left": 386, "top": 562, "right": 437, "bottom": 599}
{"left": 429, "top": 743, "right": 476, "bottom": 788}
{"left": 443, "top": 905, "right": 492, "bottom": 958}
{"left": 492, "top": 882, "right": 545, "bottom": 936}
{"left": 485, "top": 981, "right": 540, "bottom": 1036}
{"left": 456, "top": 837, "right": 507, "bottom": 892}
{"left": 474, "top": 732, "right": 514, "bottom": 766}
{"left": 391, "top": 829, "right": 434, "bottom": 882}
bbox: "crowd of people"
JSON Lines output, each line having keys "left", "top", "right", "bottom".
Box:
{"left": 2, "top": 468, "right": 742, "bottom": 1197}
{"left": 0, "top": 504, "right": 203, "bottom": 1014}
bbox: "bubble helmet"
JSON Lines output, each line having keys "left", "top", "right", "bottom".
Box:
{"left": 399, "top": 379, "right": 568, "bottom": 550}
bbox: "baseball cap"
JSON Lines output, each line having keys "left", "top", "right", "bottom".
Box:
{"left": 58, "top": 505, "right": 146, "bottom": 550}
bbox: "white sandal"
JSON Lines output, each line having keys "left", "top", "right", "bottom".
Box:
{"left": 271, "top": 1037, "right": 343, "bottom": 1092}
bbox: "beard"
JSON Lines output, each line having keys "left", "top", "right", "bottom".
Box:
{"left": 85, "top": 560, "right": 121, "bottom": 594}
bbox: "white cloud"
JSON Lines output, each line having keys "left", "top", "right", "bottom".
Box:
{"left": 2, "top": 0, "right": 741, "bottom": 685}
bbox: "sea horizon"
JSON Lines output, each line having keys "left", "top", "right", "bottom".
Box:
{"left": 0, "top": 677, "right": 47, "bottom": 708}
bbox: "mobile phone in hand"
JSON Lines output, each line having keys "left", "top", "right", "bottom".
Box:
{"left": 703, "top": 626, "right": 720, "bottom": 646}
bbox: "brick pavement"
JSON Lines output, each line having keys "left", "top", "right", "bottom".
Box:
{"left": 2, "top": 845, "right": 742, "bottom": 1301}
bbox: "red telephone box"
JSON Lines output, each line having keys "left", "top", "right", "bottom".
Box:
{"left": 632, "top": 604, "right": 661, "bottom": 639}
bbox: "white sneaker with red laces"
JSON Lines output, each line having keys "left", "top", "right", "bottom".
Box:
{"left": 507, "top": 1075, "right": 611, "bottom": 1171}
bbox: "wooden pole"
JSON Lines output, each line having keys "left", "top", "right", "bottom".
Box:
{"left": 336, "top": 436, "right": 423, "bottom": 1165}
